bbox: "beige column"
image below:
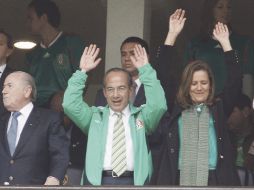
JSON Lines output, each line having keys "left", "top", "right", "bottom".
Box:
{"left": 105, "top": 0, "right": 151, "bottom": 71}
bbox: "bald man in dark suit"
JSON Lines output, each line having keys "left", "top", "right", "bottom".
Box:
{"left": 0, "top": 71, "right": 69, "bottom": 185}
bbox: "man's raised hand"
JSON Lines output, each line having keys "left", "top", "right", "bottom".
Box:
{"left": 79, "top": 44, "right": 102, "bottom": 72}
{"left": 130, "top": 44, "right": 149, "bottom": 68}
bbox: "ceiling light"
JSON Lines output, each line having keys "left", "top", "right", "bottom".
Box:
{"left": 14, "top": 41, "right": 36, "bottom": 49}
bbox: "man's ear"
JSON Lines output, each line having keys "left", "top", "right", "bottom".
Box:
{"left": 41, "top": 13, "right": 48, "bottom": 24}
{"left": 103, "top": 88, "right": 106, "bottom": 98}
{"left": 242, "top": 106, "right": 251, "bottom": 118}
{"left": 24, "top": 85, "right": 32, "bottom": 99}
{"left": 130, "top": 85, "right": 135, "bottom": 94}
{"left": 147, "top": 54, "right": 150, "bottom": 62}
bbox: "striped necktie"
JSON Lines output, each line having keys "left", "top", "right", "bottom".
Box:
{"left": 111, "top": 113, "right": 127, "bottom": 177}
{"left": 7, "top": 111, "right": 21, "bottom": 156}
{"left": 130, "top": 81, "right": 137, "bottom": 104}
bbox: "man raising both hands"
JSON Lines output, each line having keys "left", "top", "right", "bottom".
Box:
{"left": 63, "top": 44, "right": 167, "bottom": 185}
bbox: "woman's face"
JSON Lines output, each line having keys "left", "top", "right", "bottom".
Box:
{"left": 189, "top": 70, "right": 210, "bottom": 104}
{"left": 213, "top": 0, "right": 232, "bottom": 24}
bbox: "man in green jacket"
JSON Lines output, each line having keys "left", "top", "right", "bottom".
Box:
{"left": 63, "top": 44, "right": 167, "bottom": 185}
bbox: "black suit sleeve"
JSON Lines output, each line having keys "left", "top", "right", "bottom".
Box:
{"left": 220, "top": 50, "right": 242, "bottom": 117}
{"left": 154, "top": 45, "right": 178, "bottom": 113}
{"left": 47, "top": 112, "right": 70, "bottom": 182}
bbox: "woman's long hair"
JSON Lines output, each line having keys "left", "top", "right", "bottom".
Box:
{"left": 176, "top": 60, "right": 215, "bottom": 109}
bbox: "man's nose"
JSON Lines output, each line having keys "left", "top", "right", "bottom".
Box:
{"left": 2, "top": 87, "right": 6, "bottom": 94}
{"left": 125, "top": 54, "right": 131, "bottom": 60}
{"left": 113, "top": 88, "right": 120, "bottom": 98}
{"left": 113, "top": 89, "right": 119, "bottom": 97}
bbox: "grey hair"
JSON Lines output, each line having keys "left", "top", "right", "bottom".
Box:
{"left": 13, "top": 71, "right": 37, "bottom": 102}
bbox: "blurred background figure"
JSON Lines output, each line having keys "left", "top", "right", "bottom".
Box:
{"left": 0, "top": 29, "right": 14, "bottom": 116}
{"left": 228, "top": 93, "right": 254, "bottom": 186}
{"left": 184, "top": 0, "right": 254, "bottom": 99}
{"left": 26, "top": 0, "right": 85, "bottom": 107}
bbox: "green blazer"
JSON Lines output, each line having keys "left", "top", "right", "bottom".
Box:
{"left": 63, "top": 64, "right": 167, "bottom": 185}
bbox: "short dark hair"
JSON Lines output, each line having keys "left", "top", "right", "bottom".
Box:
{"left": 28, "top": 0, "right": 61, "bottom": 28}
{"left": 120, "top": 36, "right": 149, "bottom": 55}
{"left": 235, "top": 94, "right": 252, "bottom": 110}
{"left": 0, "top": 29, "right": 13, "bottom": 49}
{"left": 103, "top": 68, "right": 133, "bottom": 88}
{"left": 177, "top": 60, "right": 215, "bottom": 108}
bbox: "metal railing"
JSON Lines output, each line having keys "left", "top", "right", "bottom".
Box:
{"left": 0, "top": 186, "right": 253, "bottom": 190}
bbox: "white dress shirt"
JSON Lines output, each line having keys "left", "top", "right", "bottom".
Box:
{"left": 103, "top": 105, "right": 134, "bottom": 171}
{"left": 134, "top": 78, "right": 141, "bottom": 95}
{"left": 0, "top": 63, "right": 7, "bottom": 78}
{"left": 7, "top": 102, "right": 34, "bottom": 147}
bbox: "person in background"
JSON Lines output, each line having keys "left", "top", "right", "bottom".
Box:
{"left": 26, "top": 0, "right": 85, "bottom": 107}
{"left": 0, "top": 71, "right": 69, "bottom": 185}
{"left": 184, "top": 0, "right": 254, "bottom": 99}
{"left": 63, "top": 44, "right": 167, "bottom": 185}
{"left": 153, "top": 9, "right": 241, "bottom": 186}
{"left": 227, "top": 93, "right": 254, "bottom": 186}
{"left": 0, "top": 29, "right": 14, "bottom": 116}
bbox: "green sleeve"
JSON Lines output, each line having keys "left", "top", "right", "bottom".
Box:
{"left": 138, "top": 64, "right": 167, "bottom": 134}
{"left": 62, "top": 70, "right": 93, "bottom": 134}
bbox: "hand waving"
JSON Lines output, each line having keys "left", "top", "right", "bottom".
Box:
{"left": 213, "top": 22, "right": 232, "bottom": 52}
{"left": 79, "top": 44, "right": 102, "bottom": 72}
{"left": 130, "top": 45, "right": 149, "bottom": 68}
{"left": 169, "top": 9, "right": 186, "bottom": 35}
{"left": 165, "top": 9, "right": 186, "bottom": 45}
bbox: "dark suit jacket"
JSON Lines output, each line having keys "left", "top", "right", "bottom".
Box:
{"left": 0, "top": 106, "right": 69, "bottom": 185}
{"left": 0, "top": 66, "right": 14, "bottom": 116}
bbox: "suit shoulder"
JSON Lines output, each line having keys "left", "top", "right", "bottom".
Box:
{"left": 0, "top": 111, "right": 10, "bottom": 122}
{"left": 4, "top": 66, "right": 15, "bottom": 73}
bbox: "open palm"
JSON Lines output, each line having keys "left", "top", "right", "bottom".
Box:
{"left": 130, "top": 45, "right": 149, "bottom": 68}
{"left": 79, "top": 44, "right": 102, "bottom": 72}
{"left": 169, "top": 9, "right": 186, "bottom": 35}
{"left": 213, "top": 22, "right": 229, "bottom": 43}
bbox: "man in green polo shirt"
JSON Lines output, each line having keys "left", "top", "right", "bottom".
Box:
{"left": 26, "top": 0, "right": 85, "bottom": 107}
